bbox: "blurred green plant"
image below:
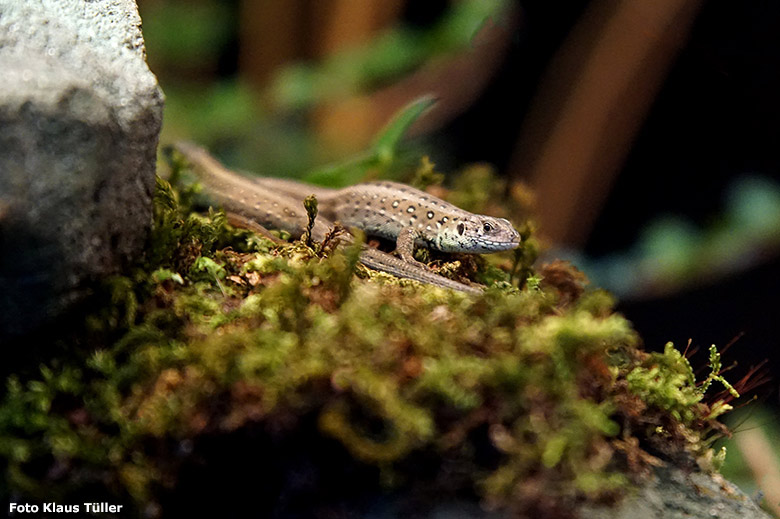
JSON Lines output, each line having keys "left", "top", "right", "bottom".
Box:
{"left": 574, "top": 175, "right": 780, "bottom": 297}
{"left": 141, "top": 1, "right": 234, "bottom": 70}
{"left": 270, "top": 0, "right": 511, "bottom": 109}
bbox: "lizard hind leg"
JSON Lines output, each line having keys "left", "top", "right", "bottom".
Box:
{"left": 226, "top": 212, "right": 285, "bottom": 243}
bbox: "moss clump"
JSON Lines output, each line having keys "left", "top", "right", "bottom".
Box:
{"left": 0, "top": 172, "right": 738, "bottom": 518}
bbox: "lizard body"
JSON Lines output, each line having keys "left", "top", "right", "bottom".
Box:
{"left": 251, "top": 178, "right": 521, "bottom": 265}
{"left": 172, "top": 142, "right": 482, "bottom": 294}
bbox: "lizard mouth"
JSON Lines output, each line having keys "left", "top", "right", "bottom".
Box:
{"left": 485, "top": 240, "right": 522, "bottom": 252}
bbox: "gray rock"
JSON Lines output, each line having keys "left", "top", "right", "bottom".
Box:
{"left": 581, "top": 464, "right": 772, "bottom": 519}
{"left": 0, "top": 0, "right": 163, "bottom": 338}
{"left": 366, "top": 465, "right": 770, "bottom": 519}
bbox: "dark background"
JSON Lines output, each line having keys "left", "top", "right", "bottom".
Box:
{"left": 141, "top": 0, "right": 780, "bottom": 423}
{"left": 444, "top": 0, "right": 780, "bottom": 403}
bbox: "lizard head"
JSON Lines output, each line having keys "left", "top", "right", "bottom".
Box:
{"left": 437, "top": 215, "right": 522, "bottom": 253}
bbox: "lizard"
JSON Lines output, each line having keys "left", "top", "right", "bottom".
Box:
{"left": 250, "top": 177, "right": 522, "bottom": 267}
{"left": 170, "top": 142, "right": 483, "bottom": 294}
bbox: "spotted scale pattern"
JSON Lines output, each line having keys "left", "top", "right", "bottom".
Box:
{"left": 317, "top": 181, "right": 522, "bottom": 254}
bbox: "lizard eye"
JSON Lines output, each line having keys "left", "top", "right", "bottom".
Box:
{"left": 457, "top": 223, "right": 465, "bottom": 235}
{"left": 483, "top": 222, "right": 493, "bottom": 233}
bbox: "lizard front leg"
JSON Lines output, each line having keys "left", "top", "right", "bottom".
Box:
{"left": 396, "top": 226, "right": 429, "bottom": 268}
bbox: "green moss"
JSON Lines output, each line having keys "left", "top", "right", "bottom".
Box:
{"left": 625, "top": 342, "right": 739, "bottom": 424}
{"left": 0, "top": 165, "right": 740, "bottom": 517}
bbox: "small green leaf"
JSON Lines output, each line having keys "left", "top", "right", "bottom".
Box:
{"left": 303, "top": 95, "right": 437, "bottom": 186}
{"left": 190, "top": 256, "right": 226, "bottom": 281}
{"left": 151, "top": 269, "right": 184, "bottom": 285}
{"left": 372, "top": 95, "right": 436, "bottom": 164}
{"left": 303, "top": 151, "right": 375, "bottom": 186}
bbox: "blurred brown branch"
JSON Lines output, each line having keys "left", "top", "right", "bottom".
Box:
{"left": 735, "top": 424, "right": 780, "bottom": 517}
{"left": 240, "top": 0, "right": 405, "bottom": 89}
{"left": 508, "top": 0, "right": 704, "bottom": 247}
{"left": 313, "top": 8, "right": 517, "bottom": 154}
{"left": 239, "top": 0, "right": 515, "bottom": 155}
{"left": 239, "top": 0, "right": 309, "bottom": 88}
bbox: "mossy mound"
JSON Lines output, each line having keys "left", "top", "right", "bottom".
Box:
{"left": 0, "top": 175, "right": 738, "bottom": 518}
